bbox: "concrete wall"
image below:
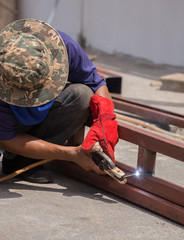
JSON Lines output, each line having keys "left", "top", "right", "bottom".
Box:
{"left": 17, "top": 0, "right": 184, "bottom": 66}
{"left": 0, "top": 0, "right": 16, "bottom": 30}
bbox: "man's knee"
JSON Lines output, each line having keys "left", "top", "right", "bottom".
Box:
{"left": 65, "top": 83, "right": 93, "bottom": 109}
{"left": 71, "top": 83, "right": 93, "bottom": 98}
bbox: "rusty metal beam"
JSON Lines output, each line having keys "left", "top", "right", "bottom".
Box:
{"left": 112, "top": 95, "right": 184, "bottom": 127}
{"left": 116, "top": 162, "right": 184, "bottom": 207}
{"left": 49, "top": 94, "right": 184, "bottom": 225}
{"left": 137, "top": 146, "right": 156, "bottom": 175}
{"left": 118, "top": 121, "right": 184, "bottom": 162}
{"left": 49, "top": 120, "right": 184, "bottom": 225}
{"left": 50, "top": 160, "right": 184, "bottom": 225}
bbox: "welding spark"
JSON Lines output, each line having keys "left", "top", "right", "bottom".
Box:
{"left": 125, "top": 169, "right": 141, "bottom": 178}
{"left": 135, "top": 169, "right": 140, "bottom": 176}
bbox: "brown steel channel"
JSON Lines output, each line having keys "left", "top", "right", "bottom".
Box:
{"left": 50, "top": 96, "right": 184, "bottom": 225}
{"left": 117, "top": 121, "right": 184, "bottom": 207}
{"left": 50, "top": 157, "right": 184, "bottom": 225}
{"left": 112, "top": 95, "right": 184, "bottom": 127}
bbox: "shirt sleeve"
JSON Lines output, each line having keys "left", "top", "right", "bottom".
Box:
{"left": 0, "top": 101, "right": 17, "bottom": 140}
{"left": 58, "top": 31, "right": 106, "bottom": 92}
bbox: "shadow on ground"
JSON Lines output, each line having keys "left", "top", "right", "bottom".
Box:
{"left": 0, "top": 166, "right": 183, "bottom": 230}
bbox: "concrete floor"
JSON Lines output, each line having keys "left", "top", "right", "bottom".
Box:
{"left": 0, "top": 51, "right": 184, "bottom": 239}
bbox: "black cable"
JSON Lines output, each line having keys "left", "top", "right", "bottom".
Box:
{"left": 96, "top": 104, "right": 113, "bottom": 159}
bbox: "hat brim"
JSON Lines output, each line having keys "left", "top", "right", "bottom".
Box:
{"left": 0, "top": 19, "right": 69, "bottom": 107}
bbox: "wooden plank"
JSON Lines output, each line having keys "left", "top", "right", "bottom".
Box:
{"left": 160, "top": 73, "right": 184, "bottom": 92}
{"left": 160, "top": 73, "right": 184, "bottom": 82}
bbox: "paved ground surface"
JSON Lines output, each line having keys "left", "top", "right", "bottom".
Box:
{"left": 0, "top": 50, "right": 184, "bottom": 240}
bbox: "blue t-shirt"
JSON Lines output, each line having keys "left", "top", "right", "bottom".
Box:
{"left": 10, "top": 99, "right": 55, "bottom": 126}
{"left": 0, "top": 31, "right": 106, "bottom": 140}
{"left": 59, "top": 31, "right": 105, "bottom": 92}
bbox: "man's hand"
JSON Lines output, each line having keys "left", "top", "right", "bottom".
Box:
{"left": 0, "top": 133, "right": 104, "bottom": 175}
{"left": 71, "top": 145, "right": 105, "bottom": 175}
{"left": 82, "top": 94, "right": 119, "bottom": 162}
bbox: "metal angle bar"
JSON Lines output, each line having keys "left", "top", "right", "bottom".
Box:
{"left": 137, "top": 146, "right": 156, "bottom": 175}
{"left": 112, "top": 97, "right": 184, "bottom": 127}
{"left": 49, "top": 160, "right": 184, "bottom": 225}
{"left": 112, "top": 95, "right": 184, "bottom": 119}
{"left": 116, "top": 162, "right": 184, "bottom": 207}
{"left": 118, "top": 121, "right": 184, "bottom": 162}
{"left": 112, "top": 95, "right": 184, "bottom": 118}
{"left": 49, "top": 95, "right": 184, "bottom": 225}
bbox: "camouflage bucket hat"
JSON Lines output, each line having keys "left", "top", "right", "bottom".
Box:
{"left": 0, "top": 19, "right": 69, "bottom": 107}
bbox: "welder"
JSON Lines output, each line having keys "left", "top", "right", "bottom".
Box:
{"left": 0, "top": 19, "right": 119, "bottom": 183}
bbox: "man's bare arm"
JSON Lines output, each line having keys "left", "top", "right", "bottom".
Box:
{"left": 95, "top": 85, "right": 112, "bottom": 100}
{"left": 0, "top": 133, "right": 103, "bottom": 174}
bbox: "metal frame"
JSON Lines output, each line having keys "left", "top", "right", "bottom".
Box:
{"left": 50, "top": 96, "right": 184, "bottom": 225}
{"left": 112, "top": 95, "right": 184, "bottom": 127}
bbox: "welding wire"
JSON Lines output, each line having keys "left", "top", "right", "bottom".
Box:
{"left": 116, "top": 113, "right": 184, "bottom": 141}
{"left": 0, "top": 159, "right": 54, "bottom": 183}
{"left": 124, "top": 173, "right": 137, "bottom": 178}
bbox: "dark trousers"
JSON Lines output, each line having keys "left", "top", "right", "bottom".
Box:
{"left": 4, "top": 83, "right": 93, "bottom": 161}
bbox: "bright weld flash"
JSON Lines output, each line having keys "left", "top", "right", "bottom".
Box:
{"left": 135, "top": 169, "right": 140, "bottom": 177}
{"left": 125, "top": 169, "right": 141, "bottom": 178}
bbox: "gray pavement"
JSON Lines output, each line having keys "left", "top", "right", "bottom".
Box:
{"left": 0, "top": 51, "right": 184, "bottom": 239}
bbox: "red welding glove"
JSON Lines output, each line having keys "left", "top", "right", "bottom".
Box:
{"left": 82, "top": 94, "right": 119, "bottom": 163}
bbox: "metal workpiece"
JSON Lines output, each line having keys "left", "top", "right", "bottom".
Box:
{"left": 50, "top": 95, "right": 184, "bottom": 225}
{"left": 112, "top": 94, "right": 184, "bottom": 128}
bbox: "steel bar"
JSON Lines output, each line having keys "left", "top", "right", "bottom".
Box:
{"left": 118, "top": 121, "right": 184, "bottom": 162}
{"left": 137, "top": 146, "right": 156, "bottom": 175}
{"left": 116, "top": 113, "right": 184, "bottom": 141}
{"left": 47, "top": 91, "right": 184, "bottom": 225}
{"left": 48, "top": 119, "right": 184, "bottom": 224}
{"left": 112, "top": 95, "right": 184, "bottom": 127}
{"left": 49, "top": 160, "right": 184, "bottom": 225}
{"left": 116, "top": 162, "right": 184, "bottom": 207}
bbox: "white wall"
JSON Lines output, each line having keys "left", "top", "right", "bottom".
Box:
{"left": 18, "top": 0, "right": 184, "bottom": 66}
{"left": 17, "top": 0, "right": 82, "bottom": 41}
